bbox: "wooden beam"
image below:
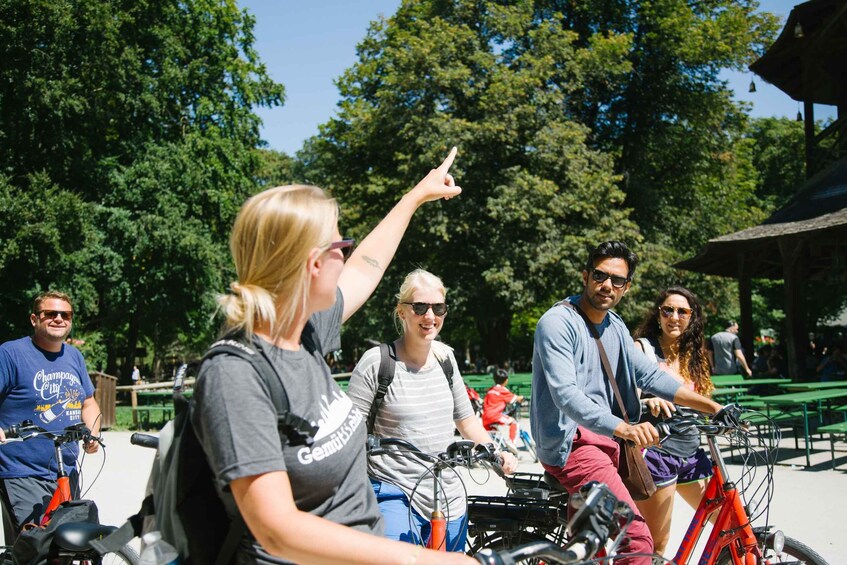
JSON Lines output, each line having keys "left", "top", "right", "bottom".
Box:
{"left": 737, "top": 253, "right": 754, "bottom": 368}
{"left": 778, "top": 237, "right": 808, "bottom": 379}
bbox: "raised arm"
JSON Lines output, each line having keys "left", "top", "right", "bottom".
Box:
{"left": 338, "top": 148, "right": 462, "bottom": 322}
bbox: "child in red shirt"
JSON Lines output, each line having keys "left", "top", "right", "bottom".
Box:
{"left": 482, "top": 369, "right": 524, "bottom": 441}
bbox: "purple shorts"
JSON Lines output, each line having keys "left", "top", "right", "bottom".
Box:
{"left": 643, "top": 447, "right": 712, "bottom": 488}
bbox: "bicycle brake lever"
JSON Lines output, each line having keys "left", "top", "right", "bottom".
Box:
{"left": 366, "top": 434, "right": 386, "bottom": 456}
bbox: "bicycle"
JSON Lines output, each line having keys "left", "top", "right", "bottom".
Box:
{"left": 0, "top": 420, "right": 139, "bottom": 565}
{"left": 648, "top": 407, "right": 829, "bottom": 565}
{"left": 366, "top": 435, "right": 502, "bottom": 551}
{"left": 473, "top": 481, "right": 635, "bottom": 564}
{"left": 488, "top": 401, "right": 538, "bottom": 463}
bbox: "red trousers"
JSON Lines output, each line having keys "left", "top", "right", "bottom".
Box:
{"left": 542, "top": 426, "right": 653, "bottom": 565}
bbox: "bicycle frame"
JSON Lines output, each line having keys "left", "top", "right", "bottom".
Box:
{"left": 40, "top": 440, "right": 73, "bottom": 526}
{"left": 672, "top": 434, "right": 763, "bottom": 565}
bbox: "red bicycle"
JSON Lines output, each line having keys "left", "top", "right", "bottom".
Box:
{"left": 652, "top": 408, "right": 828, "bottom": 565}
{"left": 0, "top": 420, "right": 138, "bottom": 564}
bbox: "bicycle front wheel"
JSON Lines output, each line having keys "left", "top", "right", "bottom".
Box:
{"left": 520, "top": 431, "right": 539, "bottom": 463}
{"left": 716, "top": 535, "right": 829, "bottom": 565}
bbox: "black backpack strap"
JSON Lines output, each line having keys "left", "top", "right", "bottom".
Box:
{"left": 367, "top": 343, "right": 396, "bottom": 434}
{"left": 204, "top": 337, "right": 318, "bottom": 447}
{"left": 437, "top": 354, "right": 454, "bottom": 390}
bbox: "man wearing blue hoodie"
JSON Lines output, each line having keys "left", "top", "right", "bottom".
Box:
{"left": 531, "top": 241, "right": 726, "bottom": 564}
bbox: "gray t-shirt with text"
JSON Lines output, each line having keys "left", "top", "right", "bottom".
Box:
{"left": 192, "top": 291, "right": 383, "bottom": 564}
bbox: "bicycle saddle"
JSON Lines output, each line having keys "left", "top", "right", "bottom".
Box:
{"left": 52, "top": 522, "right": 118, "bottom": 551}
{"left": 541, "top": 471, "right": 568, "bottom": 493}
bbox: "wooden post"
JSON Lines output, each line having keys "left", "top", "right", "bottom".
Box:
{"left": 737, "top": 253, "right": 754, "bottom": 368}
{"left": 779, "top": 237, "right": 807, "bottom": 380}
{"left": 131, "top": 388, "right": 138, "bottom": 428}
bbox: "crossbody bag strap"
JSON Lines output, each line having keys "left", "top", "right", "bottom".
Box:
{"left": 560, "top": 300, "right": 631, "bottom": 424}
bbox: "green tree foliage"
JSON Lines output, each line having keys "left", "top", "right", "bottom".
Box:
{"left": 307, "top": 0, "right": 780, "bottom": 362}
{"left": 0, "top": 0, "right": 283, "bottom": 380}
{"left": 308, "top": 1, "right": 639, "bottom": 362}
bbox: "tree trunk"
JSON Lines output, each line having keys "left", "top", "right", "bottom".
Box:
{"left": 122, "top": 310, "right": 141, "bottom": 385}
{"left": 476, "top": 317, "right": 512, "bottom": 367}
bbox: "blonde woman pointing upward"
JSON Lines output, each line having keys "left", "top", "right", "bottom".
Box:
{"left": 192, "top": 149, "right": 478, "bottom": 564}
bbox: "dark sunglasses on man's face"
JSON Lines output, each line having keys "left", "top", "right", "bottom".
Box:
{"left": 323, "top": 238, "right": 356, "bottom": 261}
{"left": 402, "top": 302, "right": 448, "bottom": 316}
{"left": 659, "top": 305, "right": 692, "bottom": 319}
{"left": 590, "top": 269, "right": 630, "bottom": 289}
{"left": 37, "top": 310, "right": 74, "bottom": 321}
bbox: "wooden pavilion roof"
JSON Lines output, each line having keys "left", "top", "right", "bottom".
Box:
{"left": 749, "top": 0, "right": 847, "bottom": 105}
{"left": 676, "top": 156, "right": 847, "bottom": 279}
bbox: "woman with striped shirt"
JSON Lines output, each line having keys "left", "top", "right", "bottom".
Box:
{"left": 347, "top": 269, "right": 517, "bottom": 552}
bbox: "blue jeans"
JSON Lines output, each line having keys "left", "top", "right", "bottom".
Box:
{"left": 370, "top": 478, "right": 468, "bottom": 552}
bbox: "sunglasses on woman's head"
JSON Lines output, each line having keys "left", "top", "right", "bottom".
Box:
{"left": 402, "top": 302, "right": 448, "bottom": 316}
{"left": 659, "top": 305, "right": 692, "bottom": 319}
{"left": 323, "top": 238, "right": 356, "bottom": 261}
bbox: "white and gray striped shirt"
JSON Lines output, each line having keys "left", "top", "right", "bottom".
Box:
{"left": 347, "top": 344, "right": 474, "bottom": 518}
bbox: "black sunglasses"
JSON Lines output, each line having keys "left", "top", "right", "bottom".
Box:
{"left": 37, "top": 310, "right": 74, "bottom": 321}
{"left": 590, "top": 268, "right": 630, "bottom": 289}
{"left": 402, "top": 302, "right": 448, "bottom": 316}
{"left": 659, "top": 305, "right": 692, "bottom": 319}
{"left": 323, "top": 238, "right": 356, "bottom": 261}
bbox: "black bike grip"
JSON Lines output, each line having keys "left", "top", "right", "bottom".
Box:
{"left": 474, "top": 548, "right": 513, "bottom": 565}
{"left": 130, "top": 433, "right": 159, "bottom": 449}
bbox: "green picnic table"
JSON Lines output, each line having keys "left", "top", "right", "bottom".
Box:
{"left": 711, "top": 387, "right": 747, "bottom": 402}
{"left": 778, "top": 381, "right": 847, "bottom": 391}
{"left": 710, "top": 376, "right": 790, "bottom": 388}
{"left": 760, "top": 388, "right": 847, "bottom": 467}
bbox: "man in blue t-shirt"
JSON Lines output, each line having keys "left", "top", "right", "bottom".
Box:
{"left": 0, "top": 291, "right": 101, "bottom": 537}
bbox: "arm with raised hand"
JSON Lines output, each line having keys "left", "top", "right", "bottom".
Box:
{"left": 338, "top": 148, "right": 461, "bottom": 323}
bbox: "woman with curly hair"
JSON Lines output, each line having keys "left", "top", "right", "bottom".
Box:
{"left": 632, "top": 285, "right": 714, "bottom": 555}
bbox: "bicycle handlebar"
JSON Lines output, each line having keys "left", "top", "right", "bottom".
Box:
{"left": 367, "top": 435, "right": 501, "bottom": 468}
{"left": 1, "top": 420, "right": 103, "bottom": 447}
{"left": 655, "top": 405, "right": 745, "bottom": 443}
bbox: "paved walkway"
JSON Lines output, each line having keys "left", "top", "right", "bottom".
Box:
{"left": 4, "top": 428, "right": 842, "bottom": 562}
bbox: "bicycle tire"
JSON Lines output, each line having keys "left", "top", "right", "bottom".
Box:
{"left": 467, "top": 532, "right": 555, "bottom": 564}
{"left": 715, "top": 535, "right": 829, "bottom": 565}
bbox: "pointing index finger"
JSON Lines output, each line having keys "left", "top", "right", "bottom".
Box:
{"left": 436, "top": 146, "right": 457, "bottom": 173}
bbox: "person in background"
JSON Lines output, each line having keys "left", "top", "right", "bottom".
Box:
{"left": 632, "top": 286, "right": 715, "bottom": 555}
{"left": 707, "top": 320, "right": 752, "bottom": 377}
{"left": 482, "top": 369, "right": 524, "bottom": 442}
{"left": 531, "top": 241, "right": 727, "bottom": 565}
{"left": 192, "top": 149, "right": 478, "bottom": 564}
{"left": 751, "top": 344, "right": 772, "bottom": 376}
{"left": 817, "top": 344, "right": 847, "bottom": 381}
{"left": 347, "top": 269, "right": 517, "bottom": 552}
{"left": 0, "top": 291, "right": 101, "bottom": 540}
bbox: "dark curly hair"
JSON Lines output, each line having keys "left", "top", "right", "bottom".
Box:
{"left": 633, "top": 286, "right": 713, "bottom": 396}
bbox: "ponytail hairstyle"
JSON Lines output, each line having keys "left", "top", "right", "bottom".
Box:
{"left": 393, "top": 269, "right": 454, "bottom": 363}
{"left": 218, "top": 185, "right": 338, "bottom": 339}
{"left": 633, "top": 286, "right": 713, "bottom": 396}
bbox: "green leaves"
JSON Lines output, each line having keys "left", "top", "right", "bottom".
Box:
{"left": 0, "top": 0, "right": 282, "bottom": 377}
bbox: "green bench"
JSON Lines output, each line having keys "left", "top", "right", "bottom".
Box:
{"left": 817, "top": 421, "right": 847, "bottom": 469}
